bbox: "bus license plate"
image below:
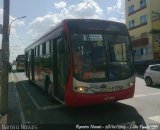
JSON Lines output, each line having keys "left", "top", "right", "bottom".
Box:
{"left": 107, "top": 85, "right": 123, "bottom": 92}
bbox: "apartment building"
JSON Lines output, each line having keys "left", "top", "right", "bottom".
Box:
{"left": 125, "top": 0, "right": 160, "bottom": 63}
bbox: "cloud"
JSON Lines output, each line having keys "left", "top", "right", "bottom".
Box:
{"left": 0, "top": 9, "right": 25, "bottom": 34}
{"left": 106, "top": 0, "right": 125, "bottom": 25}
{"left": 0, "top": 8, "right": 26, "bottom": 61}
{"left": 10, "top": 39, "right": 27, "bottom": 62}
{"left": 27, "top": 14, "right": 60, "bottom": 38}
{"left": 2, "top": 0, "right": 126, "bottom": 62}
{"left": 107, "top": 0, "right": 124, "bottom": 15}
{"left": 0, "top": 9, "right": 25, "bottom": 39}
{"left": 10, "top": 16, "right": 25, "bottom": 27}
{"left": 108, "top": 17, "right": 125, "bottom": 23}
{"left": 27, "top": 0, "right": 103, "bottom": 38}
{"left": 54, "top": 1, "right": 67, "bottom": 9}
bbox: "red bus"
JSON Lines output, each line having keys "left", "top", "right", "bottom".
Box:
{"left": 25, "top": 19, "right": 135, "bottom": 106}
{"left": 16, "top": 55, "right": 25, "bottom": 71}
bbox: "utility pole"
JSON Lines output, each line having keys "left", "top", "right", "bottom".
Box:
{"left": 0, "top": 0, "right": 10, "bottom": 115}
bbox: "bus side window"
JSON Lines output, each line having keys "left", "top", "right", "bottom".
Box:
{"left": 42, "top": 42, "right": 46, "bottom": 55}
{"left": 35, "top": 47, "right": 36, "bottom": 56}
{"left": 46, "top": 41, "right": 50, "bottom": 54}
{"left": 39, "top": 44, "right": 43, "bottom": 56}
{"left": 43, "top": 41, "right": 51, "bottom": 69}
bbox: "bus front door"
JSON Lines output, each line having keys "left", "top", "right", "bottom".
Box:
{"left": 53, "top": 38, "right": 65, "bottom": 102}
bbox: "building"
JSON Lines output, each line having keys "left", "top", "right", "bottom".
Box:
{"left": 125, "top": 0, "right": 160, "bottom": 72}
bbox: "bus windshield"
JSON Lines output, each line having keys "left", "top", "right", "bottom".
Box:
{"left": 16, "top": 57, "right": 25, "bottom": 63}
{"left": 72, "top": 34, "right": 134, "bottom": 82}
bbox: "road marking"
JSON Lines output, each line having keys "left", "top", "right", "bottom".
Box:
{"left": 11, "top": 73, "right": 27, "bottom": 124}
{"left": 135, "top": 92, "right": 160, "bottom": 98}
{"left": 41, "top": 104, "right": 65, "bottom": 110}
{"left": 134, "top": 94, "right": 146, "bottom": 97}
{"left": 14, "top": 73, "right": 65, "bottom": 110}
{"left": 148, "top": 116, "right": 160, "bottom": 123}
{"left": 22, "top": 82, "right": 41, "bottom": 110}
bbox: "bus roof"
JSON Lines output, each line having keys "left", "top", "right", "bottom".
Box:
{"left": 16, "top": 55, "right": 25, "bottom": 58}
{"left": 25, "top": 19, "right": 128, "bottom": 52}
{"left": 16, "top": 55, "right": 25, "bottom": 61}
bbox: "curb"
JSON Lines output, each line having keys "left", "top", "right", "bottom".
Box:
{"left": 0, "top": 114, "right": 7, "bottom": 124}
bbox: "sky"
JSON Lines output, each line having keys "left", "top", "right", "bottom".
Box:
{"left": 0, "top": 0, "right": 125, "bottom": 62}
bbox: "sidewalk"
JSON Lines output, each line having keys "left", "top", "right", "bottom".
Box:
{"left": 7, "top": 79, "right": 22, "bottom": 124}
{"left": 0, "top": 114, "right": 7, "bottom": 124}
{"left": 0, "top": 73, "right": 22, "bottom": 125}
{"left": 135, "top": 74, "right": 144, "bottom": 79}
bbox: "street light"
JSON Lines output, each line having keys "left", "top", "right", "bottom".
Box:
{"left": 8, "top": 16, "right": 26, "bottom": 35}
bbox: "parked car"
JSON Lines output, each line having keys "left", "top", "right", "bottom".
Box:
{"left": 144, "top": 64, "right": 160, "bottom": 86}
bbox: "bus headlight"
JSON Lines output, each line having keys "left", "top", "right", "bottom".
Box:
{"left": 73, "top": 86, "right": 89, "bottom": 93}
{"left": 129, "top": 82, "right": 134, "bottom": 87}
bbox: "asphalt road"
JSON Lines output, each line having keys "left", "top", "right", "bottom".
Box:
{"left": 10, "top": 72, "right": 160, "bottom": 129}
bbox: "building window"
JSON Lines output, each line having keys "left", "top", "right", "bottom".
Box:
{"left": 143, "top": 48, "right": 148, "bottom": 55}
{"left": 130, "top": 36, "right": 135, "bottom": 41}
{"left": 141, "top": 32, "right": 147, "bottom": 38}
{"left": 129, "top": 20, "right": 135, "bottom": 29}
{"left": 141, "top": 48, "right": 144, "bottom": 55}
{"left": 140, "top": 0, "right": 146, "bottom": 8}
{"left": 133, "top": 50, "right": 136, "bottom": 56}
{"left": 140, "top": 15, "right": 147, "bottom": 24}
{"left": 134, "top": 48, "right": 148, "bottom": 57}
{"left": 155, "top": 34, "right": 160, "bottom": 43}
{"left": 128, "top": 5, "right": 134, "bottom": 14}
{"left": 135, "top": 49, "right": 141, "bottom": 57}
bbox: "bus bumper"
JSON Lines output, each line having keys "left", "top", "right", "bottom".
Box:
{"left": 65, "top": 86, "right": 135, "bottom": 107}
